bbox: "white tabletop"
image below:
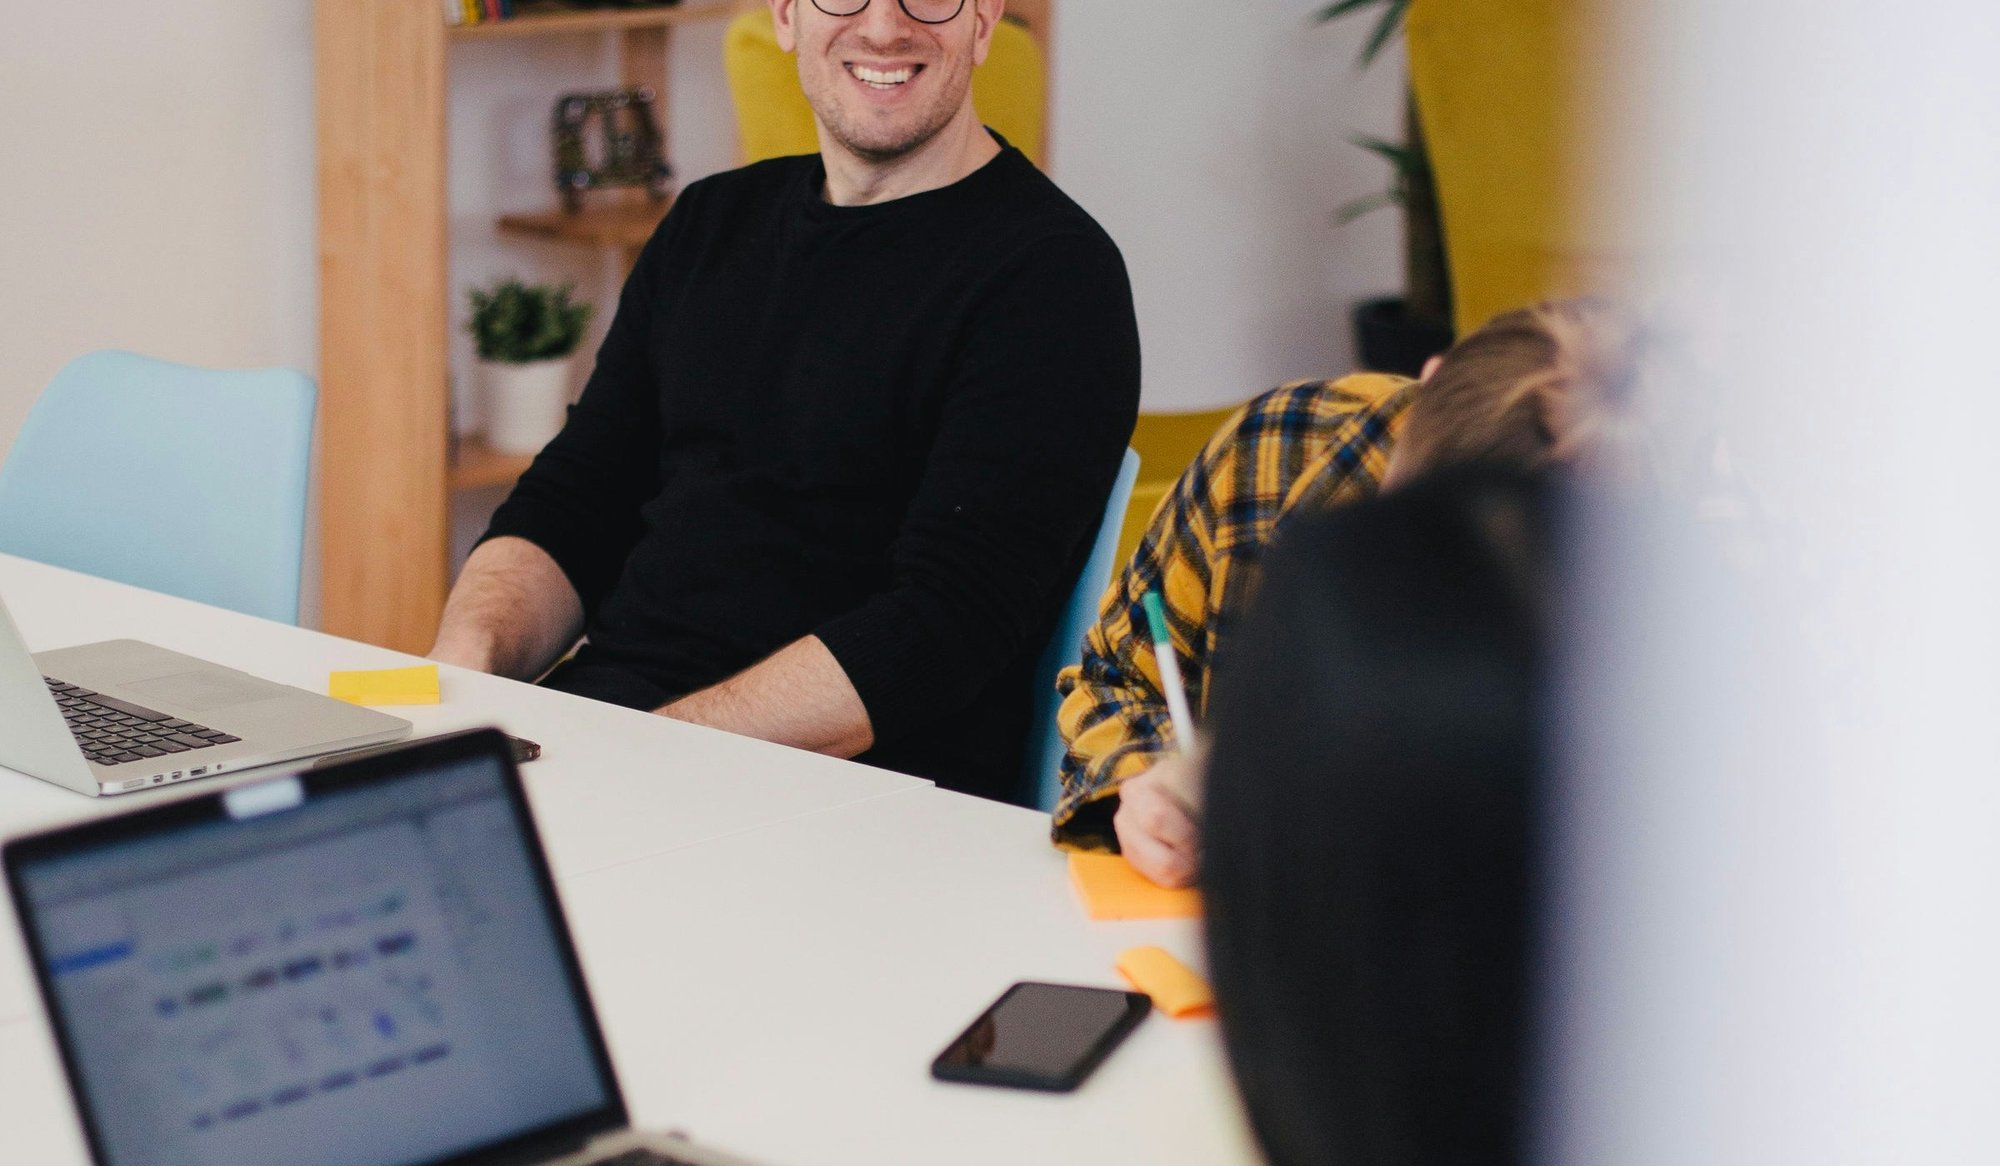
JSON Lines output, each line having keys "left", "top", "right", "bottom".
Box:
{"left": 0, "top": 555, "right": 1257, "bottom": 1165}
{"left": 0, "top": 1017, "right": 88, "bottom": 1161}
{"left": 0, "top": 553, "right": 924, "bottom": 1026}
{"left": 562, "top": 786, "right": 1259, "bottom": 1165}
{"left": 0, "top": 554, "right": 927, "bottom": 868}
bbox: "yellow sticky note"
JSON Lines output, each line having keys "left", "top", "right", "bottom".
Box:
{"left": 1067, "top": 852, "right": 1202, "bottom": 921}
{"left": 328, "top": 665, "right": 440, "bottom": 706}
{"left": 1117, "top": 945, "right": 1214, "bottom": 1018}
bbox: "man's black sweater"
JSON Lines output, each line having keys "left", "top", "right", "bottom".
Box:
{"left": 483, "top": 139, "right": 1141, "bottom": 801}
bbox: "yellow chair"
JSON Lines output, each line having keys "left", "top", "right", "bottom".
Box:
{"left": 1405, "top": 0, "right": 1627, "bottom": 334}
{"left": 724, "top": 8, "right": 1046, "bottom": 167}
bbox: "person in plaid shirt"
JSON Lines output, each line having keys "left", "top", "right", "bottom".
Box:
{"left": 1052, "top": 299, "right": 1643, "bottom": 885}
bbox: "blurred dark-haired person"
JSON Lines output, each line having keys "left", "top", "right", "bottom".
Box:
{"left": 1203, "top": 466, "right": 1552, "bottom": 1166}
{"left": 1051, "top": 298, "right": 1639, "bottom": 885}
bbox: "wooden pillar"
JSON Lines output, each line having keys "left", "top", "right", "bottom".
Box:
{"left": 315, "top": 0, "right": 450, "bottom": 652}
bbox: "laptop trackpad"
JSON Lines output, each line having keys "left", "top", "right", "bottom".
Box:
{"left": 123, "top": 670, "right": 285, "bottom": 712}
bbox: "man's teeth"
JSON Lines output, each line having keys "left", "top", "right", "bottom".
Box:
{"left": 851, "top": 65, "right": 916, "bottom": 87}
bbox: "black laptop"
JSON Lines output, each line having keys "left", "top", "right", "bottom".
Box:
{"left": 3, "top": 728, "right": 764, "bottom": 1166}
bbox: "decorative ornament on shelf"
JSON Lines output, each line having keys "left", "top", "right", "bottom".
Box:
{"left": 466, "top": 280, "right": 594, "bottom": 455}
{"left": 552, "top": 89, "right": 672, "bottom": 214}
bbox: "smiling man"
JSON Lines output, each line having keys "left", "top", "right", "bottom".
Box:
{"left": 428, "top": 0, "right": 1141, "bottom": 802}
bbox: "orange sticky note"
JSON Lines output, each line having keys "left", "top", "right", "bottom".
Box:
{"left": 1117, "top": 946, "right": 1213, "bottom": 1018}
{"left": 1067, "top": 852, "right": 1202, "bottom": 921}
{"left": 328, "top": 665, "right": 440, "bottom": 706}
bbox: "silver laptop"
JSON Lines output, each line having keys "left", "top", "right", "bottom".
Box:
{"left": 0, "top": 592, "right": 410, "bottom": 797}
{"left": 3, "top": 729, "right": 763, "bottom": 1166}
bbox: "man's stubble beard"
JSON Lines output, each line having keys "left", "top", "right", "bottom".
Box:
{"left": 820, "top": 100, "right": 959, "bottom": 164}
{"left": 800, "top": 51, "right": 973, "bottom": 165}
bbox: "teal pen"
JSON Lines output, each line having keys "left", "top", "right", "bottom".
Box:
{"left": 1140, "top": 591, "right": 1198, "bottom": 753}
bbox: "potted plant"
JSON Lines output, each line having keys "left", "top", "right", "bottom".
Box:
{"left": 1317, "top": 0, "right": 1454, "bottom": 375}
{"left": 466, "top": 279, "right": 593, "bottom": 455}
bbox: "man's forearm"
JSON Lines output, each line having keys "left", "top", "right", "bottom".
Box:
{"left": 429, "top": 536, "right": 586, "bottom": 681}
{"left": 658, "top": 635, "right": 875, "bottom": 758}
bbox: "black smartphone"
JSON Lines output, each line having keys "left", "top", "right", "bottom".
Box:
{"left": 931, "top": 981, "right": 1151, "bottom": 1092}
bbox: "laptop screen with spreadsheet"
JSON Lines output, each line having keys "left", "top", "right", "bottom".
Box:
{"left": 5, "top": 730, "right": 625, "bottom": 1166}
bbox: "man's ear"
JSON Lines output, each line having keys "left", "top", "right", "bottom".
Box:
{"left": 1419, "top": 354, "right": 1444, "bottom": 382}
{"left": 970, "top": 0, "right": 1004, "bottom": 68}
{"left": 771, "top": 0, "right": 800, "bottom": 53}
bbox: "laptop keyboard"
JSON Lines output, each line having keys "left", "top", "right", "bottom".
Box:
{"left": 44, "top": 679, "right": 240, "bottom": 767}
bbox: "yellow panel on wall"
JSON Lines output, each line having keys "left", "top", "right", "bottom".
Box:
{"left": 1406, "top": 0, "right": 1629, "bottom": 335}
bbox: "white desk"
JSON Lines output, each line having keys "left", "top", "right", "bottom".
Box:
{"left": 0, "top": 554, "right": 927, "bottom": 871}
{"left": 0, "top": 553, "right": 924, "bottom": 1026}
{"left": 0, "top": 554, "right": 1258, "bottom": 1165}
{"left": 561, "top": 787, "right": 1259, "bottom": 1165}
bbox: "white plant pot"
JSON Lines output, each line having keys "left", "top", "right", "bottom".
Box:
{"left": 480, "top": 356, "right": 574, "bottom": 455}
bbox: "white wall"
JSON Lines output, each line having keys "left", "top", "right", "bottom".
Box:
{"left": 0, "top": 0, "right": 317, "bottom": 450}
{"left": 1052, "top": 0, "right": 1405, "bottom": 410}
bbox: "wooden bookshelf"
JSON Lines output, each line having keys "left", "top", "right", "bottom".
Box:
{"left": 317, "top": 0, "right": 743, "bottom": 653}
{"left": 448, "top": 437, "right": 539, "bottom": 492}
{"left": 451, "top": 1, "right": 741, "bottom": 40}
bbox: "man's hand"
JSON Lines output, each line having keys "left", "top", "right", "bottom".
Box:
{"left": 1113, "top": 755, "right": 1203, "bottom": 888}
{"left": 658, "top": 635, "right": 875, "bottom": 759}
{"left": 428, "top": 536, "right": 585, "bottom": 681}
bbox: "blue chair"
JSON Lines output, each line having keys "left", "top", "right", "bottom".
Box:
{"left": 0, "top": 351, "right": 317, "bottom": 625}
{"left": 1021, "top": 448, "right": 1141, "bottom": 809}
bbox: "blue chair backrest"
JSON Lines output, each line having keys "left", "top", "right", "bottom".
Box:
{"left": 0, "top": 350, "right": 316, "bottom": 625}
{"left": 1022, "top": 447, "right": 1141, "bottom": 809}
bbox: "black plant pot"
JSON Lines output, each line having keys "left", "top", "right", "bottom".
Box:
{"left": 1352, "top": 295, "right": 1454, "bottom": 377}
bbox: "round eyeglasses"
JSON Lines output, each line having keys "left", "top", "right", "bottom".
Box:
{"left": 809, "top": 0, "right": 968, "bottom": 24}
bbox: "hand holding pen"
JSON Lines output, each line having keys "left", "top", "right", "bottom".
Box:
{"left": 1111, "top": 590, "right": 1206, "bottom": 888}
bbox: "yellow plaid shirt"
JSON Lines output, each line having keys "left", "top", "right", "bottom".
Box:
{"left": 1051, "top": 373, "right": 1415, "bottom": 850}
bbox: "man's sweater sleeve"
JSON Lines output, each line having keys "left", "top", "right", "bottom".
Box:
{"left": 478, "top": 223, "right": 670, "bottom": 613}
{"left": 812, "top": 233, "right": 1142, "bottom": 747}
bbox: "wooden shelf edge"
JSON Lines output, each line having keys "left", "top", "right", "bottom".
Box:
{"left": 450, "top": 437, "right": 538, "bottom": 492}
{"left": 450, "top": 0, "right": 741, "bottom": 40}
{"left": 498, "top": 198, "right": 673, "bottom": 250}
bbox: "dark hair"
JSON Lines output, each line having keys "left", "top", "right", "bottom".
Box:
{"left": 1201, "top": 465, "right": 1552, "bottom": 1166}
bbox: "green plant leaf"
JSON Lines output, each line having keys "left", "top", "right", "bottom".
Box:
{"left": 1351, "top": 133, "right": 1417, "bottom": 173}
{"left": 466, "top": 278, "right": 594, "bottom": 363}
{"left": 1357, "top": 0, "right": 1410, "bottom": 68}
{"left": 1312, "top": 0, "right": 1389, "bottom": 24}
{"left": 1335, "top": 190, "right": 1401, "bottom": 225}
{"left": 1312, "top": 0, "right": 1409, "bottom": 69}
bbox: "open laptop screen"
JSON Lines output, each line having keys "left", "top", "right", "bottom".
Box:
{"left": 7, "top": 732, "right": 620, "bottom": 1166}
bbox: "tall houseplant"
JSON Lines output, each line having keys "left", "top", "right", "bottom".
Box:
{"left": 467, "top": 279, "right": 593, "bottom": 455}
{"left": 1317, "top": 0, "right": 1454, "bottom": 374}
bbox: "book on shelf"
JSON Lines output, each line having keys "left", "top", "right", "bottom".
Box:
{"left": 447, "top": 1, "right": 700, "bottom": 27}
{"left": 445, "top": 0, "right": 521, "bottom": 26}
